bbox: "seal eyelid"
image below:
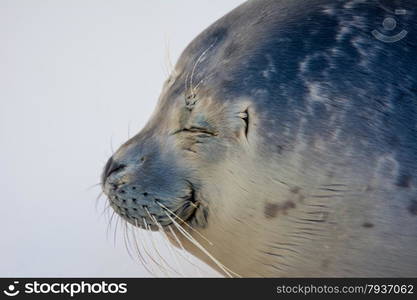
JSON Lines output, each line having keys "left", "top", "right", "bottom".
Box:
{"left": 171, "top": 126, "right": 217, "bottom": 136}
{"left": 182, "top": 126, "right": 217, "bottom": 136}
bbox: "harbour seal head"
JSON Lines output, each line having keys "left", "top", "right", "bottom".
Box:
{"left": 102, "top": 0, "right": 417, "bottom": 277}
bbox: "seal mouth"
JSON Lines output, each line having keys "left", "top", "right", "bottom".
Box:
{"left": 170, "top": 182, "right": 200, "bottom": 223}
{"left": 154, "top": 182, "right": 201, "bottom": 228}
{"left": 107, "top": 181, "right": 201, "bottom": 232}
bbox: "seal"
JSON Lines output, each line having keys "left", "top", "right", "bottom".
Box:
{"left": 101, "top": 0, "right": 417, "bottom": 277}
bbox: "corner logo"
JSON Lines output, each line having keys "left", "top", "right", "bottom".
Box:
{"left": 372, "top": 9, "right": 408, "bottom": 43}
{"left": 3, "top": 281, "right": 20, "bottom": 297}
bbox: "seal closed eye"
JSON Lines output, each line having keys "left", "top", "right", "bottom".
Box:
{"left": 102, "top": 0, "right": 417, "bottom": 277}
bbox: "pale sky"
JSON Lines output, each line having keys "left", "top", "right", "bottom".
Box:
{"left": 0, "top": 0, "right": 245, "bottom": 277}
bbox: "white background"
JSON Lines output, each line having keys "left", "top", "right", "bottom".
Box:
{"left": 0, "top": 0, "right": 244, "bottom": 277}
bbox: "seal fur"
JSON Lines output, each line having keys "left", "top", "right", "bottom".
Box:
{"left": 102, "top": 0, "right": 417, "bottom": 277}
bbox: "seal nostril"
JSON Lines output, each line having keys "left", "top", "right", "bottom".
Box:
{"left": 102, "top": 157, "right": 126, "bottom": 183}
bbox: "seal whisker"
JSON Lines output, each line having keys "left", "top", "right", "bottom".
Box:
{"left": 109, "top": 136, "right": 114, "bottom": 155}
{"left": 99, "top": 202, "right": 111, "bottom": 219}
{"left": 165, "top": 211, "right": 240, "bottom": 278}
{"left": 192, "top": 72, "right": 215, "bottom": 92}
{"left": 134, "top": 218, "right": 170, "bottom": 277}
{"left": 155, "top": 200, "right": 213, "bottom": 246}
{"left": 184, "top": 71, "right": 190, "bottom": 100}
{"left": 143, "top": 207, "right": 182, "bottom": 276}
{"left": 113, "top": 214, "right": 121, "bottom": 247}
{"left": 164, "top": 36, "right": 174, "bottom": 77}
{"left": 140, "top": 217, "right": 166, "bottom": 276}
{"left": 127, "top": 121, "right": 131, "bottom": 139}
{"left": 127, "top": 220, "right": 149, "bottom": 266}
{"left": 155, "top": 200, "right": 214, "bottom": 246}
{"left": 189, "top": 202, "right": 199, "bottom": 209}
{"left": 167, "top": 225, "right": 206, "bottom": 277}
{"left": 94, "top": 191, "right": 104, "bottom": 212}
{"left": 86, "top": 183, "right": 102, "bottom": 191}
{"left": 147, "top": 213, "right": 185, "bottom": 277}
{"left": 122, "top": 219, "right": 136, "bottom": 261}
{"left": 140, "top": 217, "right": 171, "bottom": 277}
{"left": 142, "top": 216, "right": 175, "bottom": 276}
{"left": 131, "top": 219, "right": 157, "bottom": 276}
{"left": 106, "top": 210, "right": 116, "bottom": 239}
{"left": 189, "top": 42, "right": 216, "bottom": 97}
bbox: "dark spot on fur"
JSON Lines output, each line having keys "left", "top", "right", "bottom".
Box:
{"left": 408, "top": 199, "right": 417, "bottom": 216}
{"left": 264, "top": 203, "right": 279, "bottom": 219}
{"left": 223, "top": 42, "right": 238, "bottom": 59}
{"left": 362, "top": 222, "right": 374, "bottom": 228}
{"left": 290, "top": 186, "right": 301, "bottom": 194}
{"left": 264, "top": 201, "right": 296, "bottom": 219}
{"left": 281, "top": 201, "right": 296, "bottom": 214}
{"left": 396, "top": 174, "right": 412, "bottom": 188}
{"left": 289, "top": 186, "right": 305, "bottom": 202}
{"left": 321, "top": 259, "right": 331, "bottom": 270}
{"left": 209, "top": 27, "right": 228, "bottom": 43}
{"left": 365, "top": 184, "right": 373, "bottom": 192}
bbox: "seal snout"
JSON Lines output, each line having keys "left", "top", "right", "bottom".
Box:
{"left": 101, "top": 138, "right": 203, "bottom": 231}
{"left": 101, "top": 154, "right": 165, "bottom": 230}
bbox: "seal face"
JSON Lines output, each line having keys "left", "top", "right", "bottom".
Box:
{"left": 102, "top": 0, "right": 417, "bottom": 276}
